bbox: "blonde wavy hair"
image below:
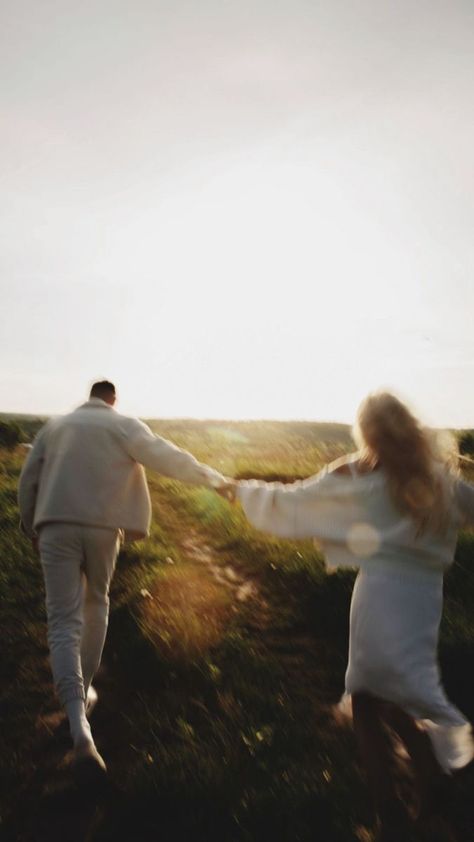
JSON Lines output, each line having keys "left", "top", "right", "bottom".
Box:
{"left": 353, "top": 391, "right": 459, "bottom": 534}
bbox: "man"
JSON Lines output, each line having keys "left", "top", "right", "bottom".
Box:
{"left": 18, "top": 381, "right": 226, "bottom": 781}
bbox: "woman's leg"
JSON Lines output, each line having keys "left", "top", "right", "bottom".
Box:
{"left": 383, "top": 703, "right": 446, "bottom": 815}
{"left": 382, "top": 704, "right": 458, "bottom": 841}
{"left": 351, "top": 693, "right": 413, "bottom": 838}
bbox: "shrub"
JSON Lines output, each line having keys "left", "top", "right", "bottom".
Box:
{"left": 0, "top": 421, "right": 24, "bottom": 450}
{"left": 459, "top": 431, "right": 474, "bottom": 456}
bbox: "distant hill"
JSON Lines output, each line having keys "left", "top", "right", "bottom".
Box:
{"left": 2, "top": 412, "right": 353, "bottom": 448}
{"left": 0, "top": 413, "right": 49, "bottom": 441}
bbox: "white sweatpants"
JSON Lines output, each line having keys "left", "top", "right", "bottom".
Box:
{"left": 39, "top": 523, "right": 121, "bottom": 705}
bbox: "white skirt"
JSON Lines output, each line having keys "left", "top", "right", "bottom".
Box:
{"left": 343, "top": 565, "right": 473, "bottom": 773}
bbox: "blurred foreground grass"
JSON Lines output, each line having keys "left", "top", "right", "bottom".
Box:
{"left": 0, "top": 420, "right": 473, "bottom": 842}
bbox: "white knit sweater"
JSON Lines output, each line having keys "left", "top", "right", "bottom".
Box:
{"left": 237, "top": 460, "right": 474, "bottom": 574}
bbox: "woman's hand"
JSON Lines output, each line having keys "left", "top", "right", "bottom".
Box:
{"left": 216, "top": 479, "right": 238, "bottom": 503}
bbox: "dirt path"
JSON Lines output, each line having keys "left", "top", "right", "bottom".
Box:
{"left": 180, "top": 532, "right": 265, "bottom": 607}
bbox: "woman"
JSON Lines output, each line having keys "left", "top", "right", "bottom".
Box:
{"left": 219, "top": 392, "right": 474, "bottom": 840}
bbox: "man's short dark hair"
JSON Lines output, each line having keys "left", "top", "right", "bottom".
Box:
{"left": 90, "top": 380, "right": 116, "bottom": 400}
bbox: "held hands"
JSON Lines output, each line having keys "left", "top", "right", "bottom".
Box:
{"left": 216, "top": 479, "right": 238, "bottom": 503}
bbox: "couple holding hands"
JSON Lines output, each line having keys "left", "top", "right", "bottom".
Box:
{"left": 19, "top": 380, "right": 474, "bottom": 840}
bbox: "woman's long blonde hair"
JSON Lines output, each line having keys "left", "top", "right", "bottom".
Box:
{"left": 353, "top": 391, "right": 458, "bottom": 533}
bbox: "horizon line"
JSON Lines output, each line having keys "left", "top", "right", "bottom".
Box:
{"left": 0, "top": 407, "right": 471, "bottom": 432}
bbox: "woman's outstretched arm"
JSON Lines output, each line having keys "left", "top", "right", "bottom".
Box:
{"left": 232, "top": 469, "right": 337, "bottom": 540}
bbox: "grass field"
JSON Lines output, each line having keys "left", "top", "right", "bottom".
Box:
{"left": 1, "top": 419, "right": 473, "bottom": 842}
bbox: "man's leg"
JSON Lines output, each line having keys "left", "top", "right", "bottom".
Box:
{"left": 39, "top": 524, "right": 109, "bottom": 780}
{"left": 39, "top": 524, "right": 92, "bottom": 747}
{"left": 80, "top": 527, "right": 120, "bottom": 700}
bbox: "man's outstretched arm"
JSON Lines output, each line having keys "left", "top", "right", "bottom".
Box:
{"left": 123, "top": 419, "right": 226, "bottom": 489}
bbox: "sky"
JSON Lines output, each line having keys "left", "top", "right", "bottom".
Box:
{"left": 1, "top": 0, "right": 473, "bottom": 427}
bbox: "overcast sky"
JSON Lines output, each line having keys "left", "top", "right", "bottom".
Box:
{"left": 1, "top": 0, "right": 473, "bottom": 426}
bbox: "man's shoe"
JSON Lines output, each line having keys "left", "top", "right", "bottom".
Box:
{"left": 73, "top": 740, "right": 107, "bottom": 788}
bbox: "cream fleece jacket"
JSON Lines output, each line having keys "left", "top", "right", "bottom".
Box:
{"left": 18, "top": 398, "right": 225, "bottom": 541}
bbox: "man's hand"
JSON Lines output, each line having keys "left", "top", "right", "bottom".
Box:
{"left": 216, "top": 480, "right": 237, "bottom": 503}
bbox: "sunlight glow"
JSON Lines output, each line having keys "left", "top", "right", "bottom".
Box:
{"left": 1, "top": 1, "right": 473, "bottom": 425}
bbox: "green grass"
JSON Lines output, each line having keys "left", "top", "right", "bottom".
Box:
{"left": 1, "top": 419, "right": 474, "bottom": 841}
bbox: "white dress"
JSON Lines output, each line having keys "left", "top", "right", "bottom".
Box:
{"left": 237, "top": 457, "right": 474, "bottom": 773}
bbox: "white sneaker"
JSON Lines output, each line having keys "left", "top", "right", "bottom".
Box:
{"left": 73, "top": 740, "right": 107, "bottom": 786}
{"left": 86, "top": 686, "right": 98, "bottom": 717}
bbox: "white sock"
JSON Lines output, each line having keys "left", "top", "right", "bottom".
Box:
{"left": 86, "top": 685, "right": 98, "bottom": 717}
{"left": 65, "top": 698, "right": 94, "bottom": 748}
